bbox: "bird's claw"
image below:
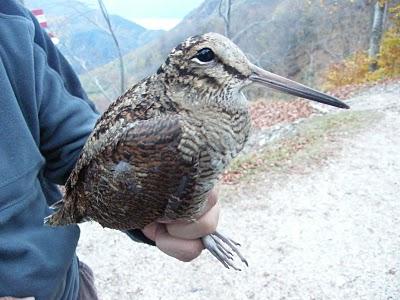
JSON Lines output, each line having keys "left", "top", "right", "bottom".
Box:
{"left": 202, "top": 231, "right": 248, "bottom": 271}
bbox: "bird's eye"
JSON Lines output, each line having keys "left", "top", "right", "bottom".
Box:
{"left": 194, "top": 48, "right": 215, "bottom": 63}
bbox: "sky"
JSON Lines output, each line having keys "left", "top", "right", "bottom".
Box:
{"left": 98, "top": 0, "right": 205, "bottom": 30}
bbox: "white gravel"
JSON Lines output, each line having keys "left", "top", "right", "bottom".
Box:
{"left": 77, "top": 82, "right": 400, "bottom": 300}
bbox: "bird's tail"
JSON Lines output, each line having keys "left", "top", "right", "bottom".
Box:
{"left": 44, "top": 195, "right": 87, "bottom": 226}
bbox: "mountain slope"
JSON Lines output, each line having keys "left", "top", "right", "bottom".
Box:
{"left": 25, "top": 0, "right": 163, "bottom": 73}
{"left": 82, "top": 0, "right": 381, "bottom": 107}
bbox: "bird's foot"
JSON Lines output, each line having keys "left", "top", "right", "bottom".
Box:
{"left": 201, "top": 231, "right": 248, "bottom": 271}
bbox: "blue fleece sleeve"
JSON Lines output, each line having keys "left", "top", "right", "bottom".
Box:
{"left": 29, "top": 18, "right": 99, "bottom": 185}
{"left": 35, "top": 45, "right": 99, "bottom": 185}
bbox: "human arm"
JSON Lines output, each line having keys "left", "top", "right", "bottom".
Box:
{"left": 0, "top": 297, "right": 34, "bottom": 300}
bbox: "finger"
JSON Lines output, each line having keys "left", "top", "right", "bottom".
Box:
{"left": 166, "top": 201, "right": 220, "bottom": 239}
{"left": 142, "top": 222, "right": 159, "bottom": 241}
{"left": 155, "top": 225, "right": 204, "bottom": 262}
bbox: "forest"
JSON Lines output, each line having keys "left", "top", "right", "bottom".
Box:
{"left": 77, "top": 0, "right": 400, "bottom": 110}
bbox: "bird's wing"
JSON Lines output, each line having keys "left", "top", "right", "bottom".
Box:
{"left": 65, "top": 90, "right": 159, "bottom": 193}
{"left": 112, "top": 115, "right": 202, "bottom": 204}
{"left": 76, "top": 115, "right": 204, "bottom": 228}
{"left": 65, "top": 120, "right": 130, "bottom": 193}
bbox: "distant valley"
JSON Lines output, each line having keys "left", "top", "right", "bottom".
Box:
{"left": 25, "top": 0, "right": 164, "bottom": 73}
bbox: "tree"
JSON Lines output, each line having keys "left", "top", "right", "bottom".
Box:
{"left": 41, "top": 0, "right": 126, "bottom": 102}
{"left": 97, "top": 0, "right": 125, "bottom": 94}
{"left": 368, "top": 1, "right": 388, "bottom": 71}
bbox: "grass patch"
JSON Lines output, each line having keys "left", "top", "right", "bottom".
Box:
{"left": 223, "top": 110, "right": 383, "bottom": 184}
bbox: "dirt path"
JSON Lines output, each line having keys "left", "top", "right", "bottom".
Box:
{"left": 77, "top": 82, "right": 400, "bottom": 300}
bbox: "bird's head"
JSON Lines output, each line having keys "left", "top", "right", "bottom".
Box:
{"left": 157, "top": 32, "right": 348, "bottom": 111}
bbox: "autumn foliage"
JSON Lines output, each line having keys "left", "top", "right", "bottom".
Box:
{"left": 324, "top": 3, "right": 400, "bottom": 89}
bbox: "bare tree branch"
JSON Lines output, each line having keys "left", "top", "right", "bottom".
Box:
{"left": 62, "top": 5, "right": 109, "bottom": 33}
{"left": 97, "top": 0, "right": 126, "bottom": 94}
{"left": 232, "top": 20, "right": 272, "bottom": 43}
{"left": 58, "top": 39, "right": 114, "bottom": 102}
{"left": 218, "top": 0, "right": 232, "bottom": 38}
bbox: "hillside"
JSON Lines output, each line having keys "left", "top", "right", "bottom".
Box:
{"left": 25, "top": 0, "right": 163, "bottom": 73}
{"left": 81, "top": 0, "right": 381, "bottom": 107}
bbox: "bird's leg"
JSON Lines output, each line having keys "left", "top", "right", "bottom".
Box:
{"left": 201, "top": 231, "right": 248, "bottom": 271}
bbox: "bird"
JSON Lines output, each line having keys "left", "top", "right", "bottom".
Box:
{"left": 44, "top": 32, "right": 348, "bottom": 270}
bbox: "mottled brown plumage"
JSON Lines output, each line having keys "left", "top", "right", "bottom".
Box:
{"left": 45, "top": 33, "right": 348, "bottom": 270}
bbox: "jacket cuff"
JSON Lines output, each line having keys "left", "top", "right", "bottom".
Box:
{"left": 124, "top": 229, "right": 156, "bottom": 246}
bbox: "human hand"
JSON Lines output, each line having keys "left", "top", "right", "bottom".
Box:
{"left": 142, "top": 189, "right": 219, "bottom": 262}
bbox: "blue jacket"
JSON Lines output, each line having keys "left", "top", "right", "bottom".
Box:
{"left": 2, "top": 1, "right": 103, "bottom": 299}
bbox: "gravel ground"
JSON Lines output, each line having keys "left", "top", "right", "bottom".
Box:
{"left": 77, "top": 82, "right": 400, "bottom": 300}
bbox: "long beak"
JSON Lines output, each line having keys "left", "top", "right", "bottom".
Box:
{"left": 249, "top": 64, "right": 349, "bottom": 109}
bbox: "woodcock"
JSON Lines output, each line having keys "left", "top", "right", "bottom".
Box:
{"left": 45, "top": 32, "right": 349, "bottom": 270}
